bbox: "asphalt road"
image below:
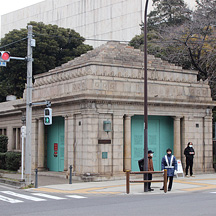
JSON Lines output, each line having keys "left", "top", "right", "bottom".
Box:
{"left": 0, "top": 184, "right": 216, "bottom": 216}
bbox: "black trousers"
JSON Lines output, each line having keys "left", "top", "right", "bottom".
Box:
{"left": 186, "top": 158, "right": 193, "bottom": 176}
{"left": 148, "top": 173, "right": 152, "bottom": 189}
{"left": 167, "top": 176, "right": 173, "bottom": 190}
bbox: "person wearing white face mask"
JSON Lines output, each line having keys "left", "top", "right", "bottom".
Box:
{"left": 184, "top": 142, "right": 195, "bottom": 177}
{"left": 138, "top": 150, "right": 154, "bottom": 191}
{"left": 147, "top": 150, "right": 154, "bottom": 191}
{"left": 160, "top": 148, "right": 177, "bottom": 191}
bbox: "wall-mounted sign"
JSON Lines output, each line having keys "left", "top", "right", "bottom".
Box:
{"left": 54, "top": 143, "right": 58, "bottom": 151}
{"left": 102, "top": 152, "right": 108, "bottom": 159}
{"left": 98, "top": 139, "right": 111, "bottom": 144}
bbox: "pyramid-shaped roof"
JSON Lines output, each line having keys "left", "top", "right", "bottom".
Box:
{"left": 45, "top": 41, "right": 187, "bottom": 74}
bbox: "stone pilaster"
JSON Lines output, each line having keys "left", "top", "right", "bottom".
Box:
{"left": 15, "top": 128, "right": 19, "bottom": 150}
{"left": 38, "top": 118, "right": 45, "bottom": 169}
{"left": 124, "top": 115, "right": 132, "bottom": 171}
{"left": 173, "top": 116, "right": 181, "bottom": 160}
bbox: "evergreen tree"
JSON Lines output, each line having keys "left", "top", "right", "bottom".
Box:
{"left": 0, "top": 21, "right": 93, "bottom": 102}
{"left": 147, "top": 0, "right": 192, "bottom": 31}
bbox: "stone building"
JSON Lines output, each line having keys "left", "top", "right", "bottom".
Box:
{"left": 0, "top": 42, "right": 214, "bottom": 179}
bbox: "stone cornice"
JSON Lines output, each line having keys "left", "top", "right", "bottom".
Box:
{"left": 15, "top": 93, "right": 216, "bottom": 110}
{"left": 33, "top": 61, "right": 202, "bottom": 88}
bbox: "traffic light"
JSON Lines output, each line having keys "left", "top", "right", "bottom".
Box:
{"left": 44, "top": 108, "right": 52, "bottom": 125}
{"left": 0, "top": 51, "right": 10, "bottom": 62}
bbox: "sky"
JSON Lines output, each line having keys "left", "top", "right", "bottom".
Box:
{"left": 0, "top": 0, "right": 197, "bottom": 16}
{"left": 0, "top": 0, "right": 44, "bottom": 16}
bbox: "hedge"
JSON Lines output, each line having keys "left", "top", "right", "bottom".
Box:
{"left": 0, "top": 153, "right": 6, "bottom": 169}
{"left": 0, "top": 135, "right": 8, "bottom": 153}
{"left": 5, "top": 152, "right": 21, "bottom": 171}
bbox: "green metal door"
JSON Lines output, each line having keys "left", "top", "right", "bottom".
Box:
{"left": 47, "top": 117, "right": 65, "bottom": 172}
{"left": 131, "top": 116, "right": 144, "bottom": 171}
{"left": 148, "top": 119, "right": 160, "bottom": 171}
{"left": 131, "top": 115, "right": 173, "bottom": 171}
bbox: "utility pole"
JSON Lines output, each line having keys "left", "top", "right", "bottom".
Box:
{"left": 144, "top": 0, "right": 149, "bottom": 192}
{"left": 25, "top": 25, "right": 33, "bottom": 185}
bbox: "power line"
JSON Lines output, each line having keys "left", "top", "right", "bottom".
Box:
{"left": 0, "top": 37, "right": 28, "bottom": 49}
{"left": 33, "top": 32, "right": 130, "bottom": 43}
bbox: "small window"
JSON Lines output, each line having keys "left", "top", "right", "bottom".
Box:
{"left": 196, "top": 124, "right": 199, "bottom": 128}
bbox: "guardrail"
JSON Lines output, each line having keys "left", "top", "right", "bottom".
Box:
{"left": 126, "top": 170, "right": 167, "bottom": 193}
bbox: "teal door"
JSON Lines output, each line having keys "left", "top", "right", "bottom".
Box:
{"left": 47, "top": 117, "right": 65, "bottom": 172}
{"left": 131, "top": 115, "right": 173, "bottom": 171}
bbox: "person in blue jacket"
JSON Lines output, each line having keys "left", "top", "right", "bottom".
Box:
{"left": 161, "top": 148, "right": 177, "bottom": 191}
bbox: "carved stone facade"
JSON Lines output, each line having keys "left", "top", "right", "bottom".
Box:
{"left": 0, "top": 42, "right": 214, "bottom": 179}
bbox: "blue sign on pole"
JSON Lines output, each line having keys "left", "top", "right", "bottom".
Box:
{"left": 0, "top": 62, "right": 6, "bottom": 67}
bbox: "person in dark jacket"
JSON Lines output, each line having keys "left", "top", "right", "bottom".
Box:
{"left": 184, "top": 142, "right": 195, "bottom": 177}
{"left": 138, "top": 150, "right": 154, "bottom": 191}
{"left": 147, "top": 150, "right": 154, "bottom": 191}
{"left": 161, "top": 148, "right": 177, "bottom": 191}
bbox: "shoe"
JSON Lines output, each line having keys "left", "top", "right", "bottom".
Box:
{"left": 186, "top": 175, "right": 189, "bottom": 177}
{"left": 148, "top": 188, "right": 154, "bottom": 191}
{"left": 190, "top": 175, "right": 195, "bottom": 177}
{"left": 160, "top": 187, "right": 164, "bottom": 190}
{"left": 168, "top": 188, "right": 171, "bottom": 191}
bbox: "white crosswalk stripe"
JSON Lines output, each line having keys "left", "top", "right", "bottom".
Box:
{"left": 31, "top": 193, "right": 66, "bottom": 200}
{"left": 1, "top": 191, "right": 46, "bottom": 202}
{"left": 0, "top": 195, "right": 23, "bottom": 204}
{"left": 0, "top": 191, "right": 88, "bottom": 204}
{"left": 67, "top": 195, "right": 87, "bottom": 199}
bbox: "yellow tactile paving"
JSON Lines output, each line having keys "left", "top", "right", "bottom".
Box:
{"left": 33, "top": 185, "right": 123, "bottom": 194}
{"left": 174, "top": 178, "right": 216, "bottom": 191}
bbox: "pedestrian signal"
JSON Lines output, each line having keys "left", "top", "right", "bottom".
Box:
{"left": 44, "top": 108, "right": 52, "bottom": 125}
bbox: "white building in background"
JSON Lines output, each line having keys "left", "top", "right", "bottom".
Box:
{"left": 1, "top": 0, "right": 146, "bottom": 47}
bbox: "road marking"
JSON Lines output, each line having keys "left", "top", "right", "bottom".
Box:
{"left": 0, "top": 195, "right": 23, "bottom": 203}
{"left": 33, "top": 185, "right": 122, "bottom": 194}
{"left": 67, "top": 195, "right": 87, "bottom": 199}
{"left": 31, "top": 193, "right": 66, "bottom": 200}
{"left": 210, "top": 192, "right": 216, "bottom": 194}
{"left": 174, "top": 179, "right": 216, "bottom": 191}
{"left": 1, "top": 191, "right": 46, "bottom": 202}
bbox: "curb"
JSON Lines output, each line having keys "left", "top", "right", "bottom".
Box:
{"left": 0, "top": 178, "right": 26, "bottom": 188}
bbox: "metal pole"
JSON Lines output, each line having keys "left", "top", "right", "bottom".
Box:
{"left": 25, "top": 25, "right": 33, "bottom": 185}
{"left": 35, "top": 169, "right": 38, "bottom": 188}
{"left": 69, "top": 165, "right": 72, "bottom": 184}
{"left": 144, "top": 0, "right": 149, "bottom": 192}
{"left": 21, "top": 136, "right": 24, "bottom": 180}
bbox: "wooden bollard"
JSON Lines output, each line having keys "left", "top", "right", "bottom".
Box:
{"left": 126, "top": 170, "right": 130, "bottom": 194}
{"left": 164, "top": 169, "right": 167, "bottom": 193}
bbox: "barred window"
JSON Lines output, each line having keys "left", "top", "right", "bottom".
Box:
{"left": 12, "top": 128, "right": 21, "bottom": 150}
{"left": 0, "top": 128, "right": 7, "bottom": 135}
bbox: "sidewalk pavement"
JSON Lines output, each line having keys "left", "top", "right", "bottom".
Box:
{"left": 32, "top": 173, "right": 216, "bottom": 195}
{"left": 0, "top": 171, "right": 80, "bottom": 187}
{"left": 1, "top": 172, "right": 216, "bottom": 195}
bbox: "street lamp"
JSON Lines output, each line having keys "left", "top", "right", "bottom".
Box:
{"left": 143, "top": 0, "right": 149, "bottom": 192}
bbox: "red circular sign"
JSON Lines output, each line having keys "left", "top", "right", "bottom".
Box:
{"left": 2, "top": 52, "right": 10, "bottom": 60}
